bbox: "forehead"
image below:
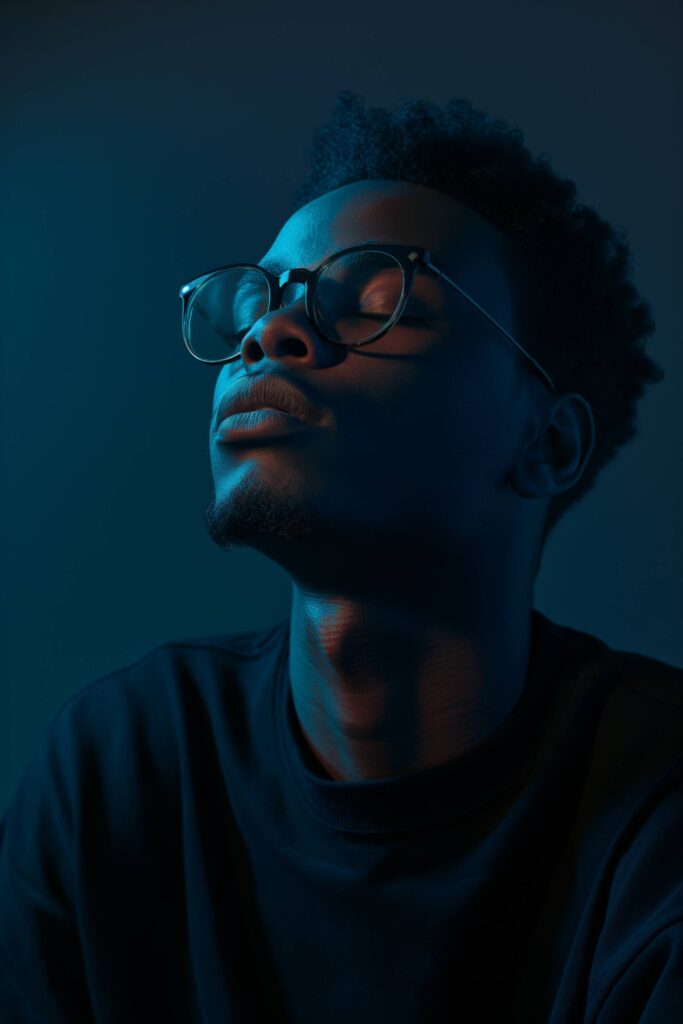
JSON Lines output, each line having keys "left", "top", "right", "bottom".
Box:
{"left": 260, "top": 179, "right": 513, "bottom": 283}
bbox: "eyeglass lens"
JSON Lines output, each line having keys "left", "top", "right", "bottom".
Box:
{"left": 185, "top": 251, "right": 406, "bottom": 362}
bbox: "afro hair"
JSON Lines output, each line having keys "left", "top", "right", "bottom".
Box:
{"left": 290, "top": 90, "right": 665, "bottom": 551}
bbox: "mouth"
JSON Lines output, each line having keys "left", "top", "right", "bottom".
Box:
{"left": 213, "top": 373, "right": 329, "bottom": 434}
{"left": 215, "top": 407, "right": 312, "bottom": 445}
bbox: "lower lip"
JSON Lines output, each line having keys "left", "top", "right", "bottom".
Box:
{"left": 215, "top": 407, "right": 311, "bottom": 444}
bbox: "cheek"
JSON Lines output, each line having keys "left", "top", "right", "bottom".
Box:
{"left": 388, "top": 359, "right": 502, "bottom": 464}
{"left": 388, "top": 364, "right": 515, "bottom": 523}
{"left": 212, "top": 366, "right": 233, "bottom": 418}
{"left": 332, "top": 376, "right": 498, "bottom": 522}
{"left": 419, "top": 342, "right": 520, "bottom": 463}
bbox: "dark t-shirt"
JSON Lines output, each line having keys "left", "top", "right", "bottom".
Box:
{"left": 1, "top": 608, "right": 681, "bottom": 1023}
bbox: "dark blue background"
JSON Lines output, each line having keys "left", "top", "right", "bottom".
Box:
{"left": 2, "top": 0, "right": 681, "bottom": 812}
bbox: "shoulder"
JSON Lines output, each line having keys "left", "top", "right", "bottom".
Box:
{"left": 558, "top": 622, "right": 683, "bottom": 908}
{"left": 51, "top": 618, "right": 289, "bottom": 727}
{"left": 535, "top": 609, "right": 683, "bottom": 728}
{"left": 4, "top": 620, "right": 289, "bottom": 819}
{"left": 533, "top": 610, "right": 682, "bottom": 825}
{"left": 605, "top": 646, "right": 683, "bottom": 707}
{"left": 589, "top": 637, "right": 683, "bottom": 759}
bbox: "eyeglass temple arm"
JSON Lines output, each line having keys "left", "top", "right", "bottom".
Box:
{"left": 424, "top": 259, "right": 557, "bottom": 394}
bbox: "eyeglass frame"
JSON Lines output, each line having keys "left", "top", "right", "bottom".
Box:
{"left": 178, "top": 241, "right": 558, "bottom": 394}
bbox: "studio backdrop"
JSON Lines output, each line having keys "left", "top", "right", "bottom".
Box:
{"left": 1, "top": 0, "right": 681, "bottom": 812}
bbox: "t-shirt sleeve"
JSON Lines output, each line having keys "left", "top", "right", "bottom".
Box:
{"left": 0, "top": 707, "right": 94, "bottom": 1023}
{"left": 591, "top": 921, "right": 683, "bottom": 1024}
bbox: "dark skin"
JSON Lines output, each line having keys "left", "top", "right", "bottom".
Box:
{"left": 205, "top": 179, "right": 595, "bottom": 781}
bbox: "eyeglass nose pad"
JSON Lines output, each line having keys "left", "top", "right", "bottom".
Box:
{"left": 279, "top": 281, "right": 306, "bottom": 310}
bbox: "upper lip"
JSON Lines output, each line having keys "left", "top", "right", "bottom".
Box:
{"left": 214, "top": 374, "right": 327, "bottom": 430}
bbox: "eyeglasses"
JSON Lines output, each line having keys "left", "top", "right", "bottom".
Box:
{"left": 178, "top": 242, "right": 558, "bottom": 394}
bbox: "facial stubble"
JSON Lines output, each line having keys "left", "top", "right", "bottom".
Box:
{"left": 202, "top": 472, "right": 316, "bottom": 552}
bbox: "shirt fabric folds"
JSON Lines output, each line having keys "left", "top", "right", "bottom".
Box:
{"left": 1, "top": 608, "right": 681, "bottom": 1023}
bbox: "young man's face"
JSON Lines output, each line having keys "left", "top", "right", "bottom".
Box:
{"left": 205, "top": 178, "right": 538, "bottom": 573}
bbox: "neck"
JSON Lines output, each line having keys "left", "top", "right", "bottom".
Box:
{"left": 286, "top": 547, "right": 534, "bottom": 782}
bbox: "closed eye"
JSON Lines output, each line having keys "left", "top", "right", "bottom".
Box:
{"left": 356, "top": 313, "right": 428, "bottom": 323}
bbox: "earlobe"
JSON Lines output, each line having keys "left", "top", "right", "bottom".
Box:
{"left": 512, "top": 393, "right": 595, "bottom": 500}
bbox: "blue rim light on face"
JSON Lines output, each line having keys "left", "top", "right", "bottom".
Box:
{"left": 179, "top": 242, "right": 558, "bottom": 394}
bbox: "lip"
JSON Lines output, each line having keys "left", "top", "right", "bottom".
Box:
{"left": 214, "top": 374, "right": 326, "bottom": 434}
{"left": 216, "top": 407, "right": 311, "bottom": 444}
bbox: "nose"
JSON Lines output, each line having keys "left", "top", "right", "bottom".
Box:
{"left": 236, "top": 283, "right": 338, "bottom": 369}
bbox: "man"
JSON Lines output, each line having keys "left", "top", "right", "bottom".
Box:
{"left": 1, "top": 91, "right": 680, "bottom": 1022}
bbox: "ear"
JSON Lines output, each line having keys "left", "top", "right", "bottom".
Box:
{"left": 512, "top": 393, "right": 596, "bottom": 500}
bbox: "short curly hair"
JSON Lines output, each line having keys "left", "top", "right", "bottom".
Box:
{"left": 290, "top": 90, "right": 665, "bottom": 552}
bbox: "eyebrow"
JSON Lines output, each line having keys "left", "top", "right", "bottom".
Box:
{"left": 257, "top": 258, "right": 281, "bottom": 275}
{"left": 257, "top": 240, "right": 390, "bottom": 276}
